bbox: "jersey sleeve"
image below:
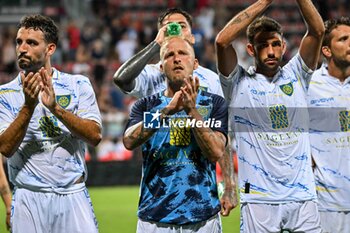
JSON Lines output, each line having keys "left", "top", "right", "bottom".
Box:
{"left": 219, "top": 65, "right": 244, "bottom": 103}
{"left": 210, "top": 95, "right": 228, "bottom": 145}
{"left": 0, "top": 95, "right": 14, "bottom": 132}
{"left": 76, "top": 76, "right": 102, "bottom": 126}
{"left": 284, "top": 53, "right": 314, "bottom": 91}
{"left": 194, "top": 66, "right": 224, "bottom": 97}
{"left": 124, "top": 97, "right": 147, "bottom": 130}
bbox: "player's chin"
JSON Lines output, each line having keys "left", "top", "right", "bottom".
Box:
{"left": 18, "top": 60, "right": 30, "bottom": 69}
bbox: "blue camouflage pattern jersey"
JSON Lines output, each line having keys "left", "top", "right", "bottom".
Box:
{"left": 125, "top": 90, "right": 228, "bottom": 225}
{"left": 0, "top": 68, "right": 101, "bottom": 194}
{"left": 220, "top": 54, "right": 317, "bottom": 204}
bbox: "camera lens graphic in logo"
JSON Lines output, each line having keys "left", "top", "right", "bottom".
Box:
{"left": 144, "top": 110, "right": 162, "bottom": 129}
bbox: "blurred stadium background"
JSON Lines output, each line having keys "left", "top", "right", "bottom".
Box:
{"left": 0, "top": 0, "right": 349, "bottom": 232}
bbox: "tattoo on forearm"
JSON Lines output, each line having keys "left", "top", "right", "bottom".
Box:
{"left": 0, "top": 186, "right": 10, "bottom": 195}
{"left": 127, "top": 125, "right": 154, "bottom": 146}
{"left": 231, "top": 11, "right": 250, "bottom": 24}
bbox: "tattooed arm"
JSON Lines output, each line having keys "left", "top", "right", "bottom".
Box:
{"left": 215, "top": 0, "right": 273, "bottom": 76}
{"left": 218, "top": 144, "right": 238, "bottom": 216}
{"left": 189, "top": 109, "right": 227, "bottom": 162}
{"left": 179, "top": 77, "right": 228, "bottom": 162}
{"left": 113, "top": 25, "right": 167, "bottom": 92}
{"left": 123, "top": 120, "right": 160, "bottom": 150}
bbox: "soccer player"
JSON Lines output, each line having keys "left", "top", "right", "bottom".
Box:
{"left": 0, "top": 155, "right": 11, "bottom": 231}
{"left": 113, "top": 7, "right": 237, "bottom": 216}
{"left": 0, "top": 15, "right": 102, "bottom": 233}
{"left": 308, "top": 16, "right": 350, "bottom": 233}
{"left": 215, "top": 0, "right": 324, "bottom": 232}
{"left": 124, "top": 36, "right": 228, "bottom": 232}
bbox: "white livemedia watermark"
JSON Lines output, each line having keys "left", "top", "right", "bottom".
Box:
{"left": 143, "top": 110, "right": 221, "bottom": 129}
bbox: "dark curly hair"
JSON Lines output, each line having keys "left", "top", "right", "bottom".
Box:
{"left": 157, "top": 8, "right": 192, "bottom": 29}
{"left": 323, "top": 16, "right": 350, "bottom": 47}
{"left": 246, "top": 16, "right": 283, "bottom": 44}
{"left": 17, "top": 14, "right": 58, "bottom": 45}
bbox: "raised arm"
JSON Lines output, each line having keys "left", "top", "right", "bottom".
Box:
{"left": 40, "top": 69, "right": 102, "bottom": 147}
{"left": 0, "top": 72, "right": 41, "bottom": 157}
{"left": 113, "top": 26, "right": 167, "bottom": 92}
{"left": 296, "top": 0, "right": 325, "bottom": 70}
{"left": 215, "top": 0, "right": 273, "bottom": 76}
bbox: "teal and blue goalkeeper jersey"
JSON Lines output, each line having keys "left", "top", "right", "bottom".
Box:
{"left": 125, "top": 90, "right": 228, "bottom": 225}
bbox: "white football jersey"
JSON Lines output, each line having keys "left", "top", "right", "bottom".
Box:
{"left": 127, "top": 62, "right": 224, "bottom": 98}
{"left": 0, "top": 68, "right": 101, "bottom": 194}
{"left": 221, "top": 54, "right": 317, "bottom": 203}
{"left": 308, "top": 65, "right": 350, "bottom": 211}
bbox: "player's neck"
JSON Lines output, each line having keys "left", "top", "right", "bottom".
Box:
{"left": 165, "top": 83, "right": 182, "bottom": 97}
{"left": 328, "top": 62, "right": 350, "bottom": 83}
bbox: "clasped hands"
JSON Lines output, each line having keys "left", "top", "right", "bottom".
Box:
{"left": 21, "top": 67, "right": 56, "bottom": 111}
{"left": 166, "top": 75, "right": 200, "bottom": 115}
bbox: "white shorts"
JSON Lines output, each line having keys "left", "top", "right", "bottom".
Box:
{"left": 137, "top": 213, "right": 222, "bottom": 233}
{"left": 319, "top": 211, "right": 350, "bottom": 233}
{"left": 240, "top": 201, "right": 321, "bottom": 233}
{"left": 11, "top": 187, "right": 98, "bottom": 233}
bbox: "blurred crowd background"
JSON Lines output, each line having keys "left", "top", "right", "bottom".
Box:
{"left": 1, "top": 0, "right": 349, "bottom": 184}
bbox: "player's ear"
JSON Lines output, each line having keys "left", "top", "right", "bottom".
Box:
{"left": 193, "top": 58, "right": 198, "bottom": 70}
{"left": 46, "top": 43, "right": 56, "bottom": 56}
{"left": 322, "top": 46, "right": 331, "bottom": 59}
{"left": 189, "top": 34, "right": 195, "bottom": 44}
{"left": 246, "top": 43, "right": 255, "bottom": 57}
{"left": 282, "top": 40, "right": 287, "bottom": 55}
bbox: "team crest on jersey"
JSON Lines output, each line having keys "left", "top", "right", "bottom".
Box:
{"left": 198, "top": 86, "right": 208, "bottom": 92}
{"left": 197, "top": 106, "right": 209, "bottom": 117}
{"left": 279, "top": 82, "right": 293, "bottom": 96}
{"left": 56, "top": 95, "right": 71, "bottom": 109}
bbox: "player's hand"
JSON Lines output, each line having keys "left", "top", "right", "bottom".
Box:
{"left": 6, "top": 210, "right": 10, "bottom": 231}
{"left": 40, "top": 68, "right": 57, "bottom": 112}
{"left": 166, "top": 90, "right": 184, "bottom": 115}
{"left": 155, "top": 25, "right": 167, "bottom": 46}
{"left": 21, "top": 71, "right": 42, "bottom": 109}
{"left": 181, "top": 75, "right": 199, "bottom": 114}
{"left": 220, "top": 187, "right": 238, "bottom": 216}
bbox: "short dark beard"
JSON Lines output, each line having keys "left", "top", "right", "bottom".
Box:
{"left": 18, "top": 59, "right": 43, "bottom": 74}
{"left": 333, "top": 56, "right": 350, "bottom": 70}
{"left": 167, "top": 78, "right": 184, "bottom": 92}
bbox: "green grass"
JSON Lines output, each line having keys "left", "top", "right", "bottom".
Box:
{"left": 0, "top": 186, "right": 240, "bottom": 232}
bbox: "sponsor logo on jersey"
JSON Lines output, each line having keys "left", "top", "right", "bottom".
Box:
{"left": 339, "top": 110, "right": 350, "bottom": 132}
{"left": 269, "top": 104, "right": 289, "bottom": 129}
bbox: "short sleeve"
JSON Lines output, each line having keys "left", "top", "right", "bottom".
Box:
{"left": 210, "top": 95, "right": 228, "bottom": 145}
{"left": 76, "top": 76, "right": 102, "bottom": 126}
